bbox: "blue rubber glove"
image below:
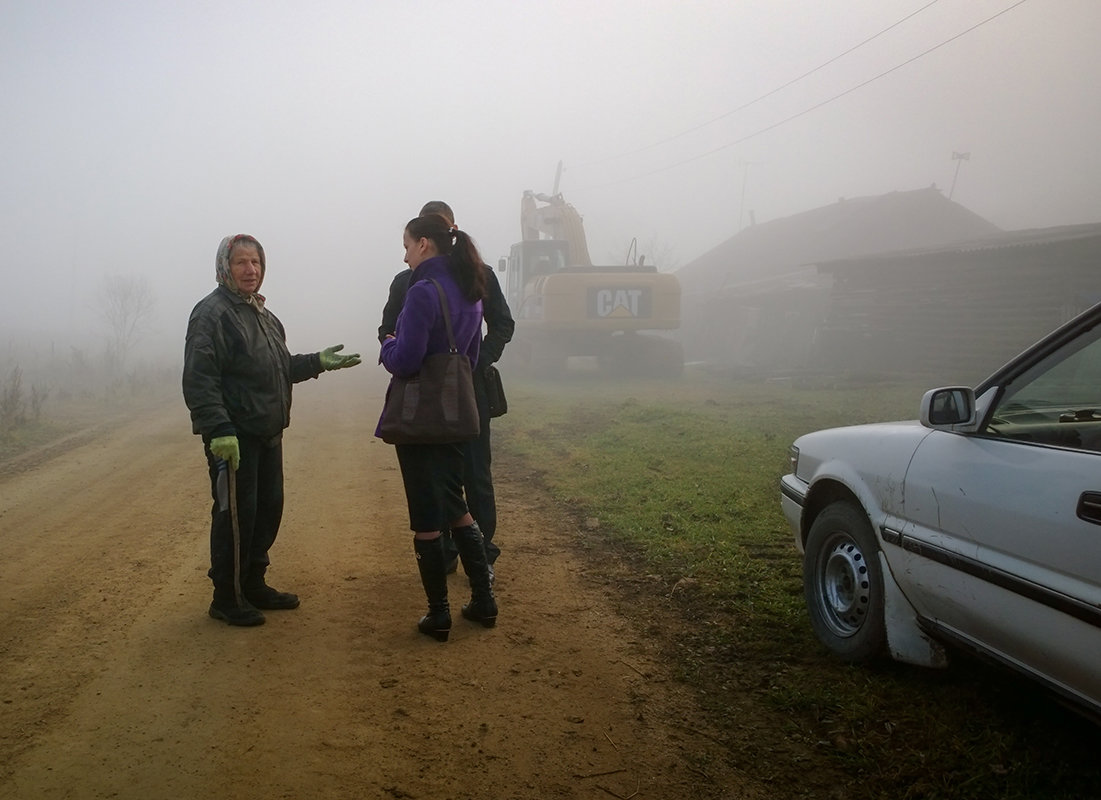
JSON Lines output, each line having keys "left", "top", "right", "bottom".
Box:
{"left": 210, "top": 435, "right": 240, "bottom": 471}
{"left": 320, "top": 344, "right": 362, "bottom": 371}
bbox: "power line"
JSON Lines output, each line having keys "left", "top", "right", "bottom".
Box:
{"left": 589, "top": 0, "right": 1030, "bottom": 188}
{"left": 575, "top": 0, "right": 943, "bottom": 169}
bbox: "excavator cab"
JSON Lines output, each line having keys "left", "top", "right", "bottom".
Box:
{"left": 503, "top": 239, "right": 570, "bottom": 320}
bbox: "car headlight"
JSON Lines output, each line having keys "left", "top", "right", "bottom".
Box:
{"left": 788, "top": 444, "right": 799, "bottom": 476}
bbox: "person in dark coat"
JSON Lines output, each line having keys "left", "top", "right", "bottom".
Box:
{"left": 378, "top": 201, "right": 514, "bottom": 579}
{"left": 183, "top": 234, "right": 361, "bottom": 627}
{"left": 378, "top": 214, "right": 497, "bottom": 642}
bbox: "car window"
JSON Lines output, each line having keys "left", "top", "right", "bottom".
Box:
{"left": 983, "top": 323, "right": 1101, "bottom": 451}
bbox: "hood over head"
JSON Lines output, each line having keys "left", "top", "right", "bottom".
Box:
{"left": 216, "top": 234, "right": 266, "bottom": 298}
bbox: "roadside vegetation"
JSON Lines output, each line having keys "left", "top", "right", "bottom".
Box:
{"left": 1, "top": 273, "right": 159, "bottom": 462}
{"left": 0, "top": 349, "right": 176, "bottom": 463}
{"left": 0, "top": 361, "right": 63, "bottom": 461}
{"left": 496, "top": 366, "right": 1100, "bottom": 800}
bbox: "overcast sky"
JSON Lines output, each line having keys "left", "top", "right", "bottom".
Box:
{"left": 2, "top": 0, "right": 1098, "bottom": 357}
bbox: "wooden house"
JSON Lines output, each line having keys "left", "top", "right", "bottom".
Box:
{"left": 815, "top": 223, "right": 1101, "bottom": 383}
{"left": 676, "top": 187, "right": 1001, "bottom": 370}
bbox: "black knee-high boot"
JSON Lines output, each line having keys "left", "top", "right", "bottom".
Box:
{"left": 414, "top": 537, "right": 451, "bottom": 641}
{"left": 452, "top": 523, "right": 498, "bottom": 627}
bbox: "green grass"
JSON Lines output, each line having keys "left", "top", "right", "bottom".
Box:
{"left": 494, "top": 368, "right": 1100, "bottom": 800}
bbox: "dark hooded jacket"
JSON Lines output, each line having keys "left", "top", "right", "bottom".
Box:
{"left": 183, "top": 235, "right": 322, "bottom": 441}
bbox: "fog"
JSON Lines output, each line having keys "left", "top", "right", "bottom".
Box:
{"left": 2, "top": 0, "right": 1099, "bottom": 365}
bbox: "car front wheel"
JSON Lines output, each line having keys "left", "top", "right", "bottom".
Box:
{"left": 803, "top": 501, "right": 886, "bottom": 663}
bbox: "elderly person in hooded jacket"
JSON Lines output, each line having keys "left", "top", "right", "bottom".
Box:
{"left": 183, "top": 233, "right": 360, "bottom": 627}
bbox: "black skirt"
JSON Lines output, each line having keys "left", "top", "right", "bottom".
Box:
{"left": 394, "top": 442, "right": 468, "bottom": 532}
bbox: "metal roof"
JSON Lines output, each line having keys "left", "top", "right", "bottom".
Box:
{"left": 816, "top": 221, "right": 1101, "bottom": 270}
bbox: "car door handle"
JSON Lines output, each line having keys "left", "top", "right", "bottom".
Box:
{"left": 1076, "top": 492, "right": 1101, "bottom": 525}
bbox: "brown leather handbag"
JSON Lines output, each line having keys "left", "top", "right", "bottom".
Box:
{"left": 379, "top": 279, "right": 481, "bottom": 445}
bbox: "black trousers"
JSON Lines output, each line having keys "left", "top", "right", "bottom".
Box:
{"left": 205, "top": 434, "right": 284, "bottom": 600}
{"left": 462, "top": 382, "right": 499, "bottom": 563}
{"left": 438, "top": 376, "right": 500, "bottom": 564}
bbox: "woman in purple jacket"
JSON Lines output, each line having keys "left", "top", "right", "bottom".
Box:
{"left": 379, "top": 214, "right": 497, "bottom": 641}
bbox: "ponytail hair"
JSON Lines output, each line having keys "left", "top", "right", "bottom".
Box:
{"left": 405, "top": 214, "right": 487, "bottom": 302}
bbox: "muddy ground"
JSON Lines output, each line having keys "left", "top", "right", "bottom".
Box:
{"left": 0, "top": 370, "right": 772, "bottom": 800}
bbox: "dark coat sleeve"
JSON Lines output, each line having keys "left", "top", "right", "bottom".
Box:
{"left": 182, "top": 301, "right": 237, "bottom": 440}
{"left": 378, "top": 270, "right": 412, "bottom": 343}
{"left": 477, "top": 266, "right": 514, "bottom": 370}
{"left": 290, "top": 352, "right": 324, "bottom": 383}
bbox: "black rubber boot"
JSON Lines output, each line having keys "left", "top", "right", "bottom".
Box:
{"left": 414, "top": 537, "right": 451, "bottom": 642}
{"left": 442, "top": 529, "right": 459, "bottom": 574}
{"left": 453, "top": 523, "right": 498, "bottom": 628}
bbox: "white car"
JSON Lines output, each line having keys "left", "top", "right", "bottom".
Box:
{"left": 780, "top": 303, "right": 1101, "bottom": 718}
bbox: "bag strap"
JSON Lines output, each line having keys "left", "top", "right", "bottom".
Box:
{"left": 427, "top": 278, "right": 459, "bottom": 353}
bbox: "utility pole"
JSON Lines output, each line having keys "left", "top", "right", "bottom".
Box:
{"left": 737, "top": 161, "right": 760, "bottom": 232}
{"left": 949, "top": 151, "right": 970, "bottom": 201}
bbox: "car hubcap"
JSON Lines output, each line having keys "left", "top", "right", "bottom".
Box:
{"left": 819, "top": 534, "right": 870, "bottom": 638}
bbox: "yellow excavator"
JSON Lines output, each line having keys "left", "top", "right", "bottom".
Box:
{"left": 498, "top": 171, "right": 683, "bottom": 377}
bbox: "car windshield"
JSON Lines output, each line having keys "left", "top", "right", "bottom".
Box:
{"left": 983, "top": 322, "right": 1101, "bottom": 450}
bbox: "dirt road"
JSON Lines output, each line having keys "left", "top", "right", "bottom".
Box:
{"left": 0, "top": 370, "right": 759, "bottom": 800}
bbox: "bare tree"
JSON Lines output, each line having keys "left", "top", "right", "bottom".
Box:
{"left": 100, "top": 274, "right": 154, "bottom": 374}
{"left": 1, "top": 365, "right": 26, "bottom": 434}
{"left": 639, "top": 236, "right": 679, "bottom": 272}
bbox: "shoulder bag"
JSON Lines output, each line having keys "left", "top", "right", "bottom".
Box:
{"left": 379, "top": 279, "right": 481, "bottom": 445}
{"left": 484, "top": 364, "right": 507, "bottom": 418}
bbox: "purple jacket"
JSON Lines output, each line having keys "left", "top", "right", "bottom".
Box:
{"left": 376, "top": 256, "right": 483, "bottom": 436}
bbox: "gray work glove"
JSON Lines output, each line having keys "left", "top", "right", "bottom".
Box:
{"left": 320, "top": 344, "right": 362, "bottom": 371}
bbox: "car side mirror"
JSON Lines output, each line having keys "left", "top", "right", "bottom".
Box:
{"left": 920, "top": 387, "right": 976, "bottom": 428}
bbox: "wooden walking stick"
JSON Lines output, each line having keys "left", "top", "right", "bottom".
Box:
{"left": 227, "top": 464, "right": 244, "bottom": 607}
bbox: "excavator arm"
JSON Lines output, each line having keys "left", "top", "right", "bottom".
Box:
{"left": 519, "top": 190, "right": 593, "bottom": 266}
